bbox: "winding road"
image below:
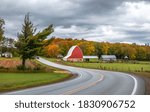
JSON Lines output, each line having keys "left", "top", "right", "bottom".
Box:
{"left": 4, "top": 57, "right": 145, "bottom": 95}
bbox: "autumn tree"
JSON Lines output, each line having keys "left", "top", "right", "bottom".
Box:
{"left": 16, "top": 13, "right": 54, "bottom": 68}
{"left": 44, "top": 44, "right": 60, "bottom": 58}
{"left": 58, "top": 40, "right": 74, "bottom": 56}
{"left": 146, "top": 46, "right": 150, "bottom": 60}
{"left": 78, "top": 41, "right": 95, "bottom": 55}
{"left": 94, "top": 42, "right": 103, "bottom": 59}
{"left": 136, "top": 46, "right": 147, "bottom": 60}
{"left": 101, "top": 42, "right": 110, "bottom": 55}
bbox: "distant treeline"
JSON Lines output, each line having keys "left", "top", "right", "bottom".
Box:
{"left": 43, "top": 37, "right": 150, "bottom": 61}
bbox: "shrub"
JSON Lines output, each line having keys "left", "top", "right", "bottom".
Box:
{"left": 16, "top": 65, "right": 32, "bottom": 71}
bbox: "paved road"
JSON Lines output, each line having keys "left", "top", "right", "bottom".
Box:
{"left": 3, "top": 57, "right": 145, "bottom": 95}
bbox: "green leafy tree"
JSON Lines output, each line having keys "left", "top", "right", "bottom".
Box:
{"left": 0, "top": 18, "right": 5, "bottom": 53}
{"left": 0, "top": 18, "right": 5, "bottom": 42}
{"left": 16, "top": 13, "right": 54, "bottom": 68}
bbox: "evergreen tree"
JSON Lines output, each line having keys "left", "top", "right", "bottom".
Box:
{"left": 0, "top": 18, "right": 5, "bottom": 54}
{"left": 16, "top": 13, "right": 54, "bottom": 68}
{"left": 0, "top": 18, "right": 5, "bottom": 42}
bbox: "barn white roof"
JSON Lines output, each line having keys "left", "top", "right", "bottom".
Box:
{"left": 63, "top": 45, "right": 77, "bottom": 61}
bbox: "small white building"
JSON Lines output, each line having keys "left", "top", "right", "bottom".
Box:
{"left": 2, "top": 52, "right": 13, "bottom": 58}
{"left": 101, "top": 55, "right": 117, "bottom": 61}
{"left": 83, "top": 56, "right": 98, "bottom": 61}
{"left": 57, "top": 54, "right": 63, "bottom": 58}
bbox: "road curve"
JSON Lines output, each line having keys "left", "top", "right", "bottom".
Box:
{"left": 3, "top": 57, "right": 145, "bottom": 95}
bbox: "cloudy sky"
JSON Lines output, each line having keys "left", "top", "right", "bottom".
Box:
{"left": 0, "top": 0, "right": 150, "bottom": 44}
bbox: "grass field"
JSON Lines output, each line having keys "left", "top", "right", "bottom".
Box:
{"left": 47, "top": 58, "right": 150, "bottom": 79}
{"left": 47, "top": 58, "right": 150, "bottom": 73}
{"left": 0, "top": 57, "right": 72, "bottom": 92}
{"left": 0, "top": 72, "right": 71, "bottom": 92}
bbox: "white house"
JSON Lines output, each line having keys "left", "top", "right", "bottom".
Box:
{"left": 1, "top": 52, "right": 13, "bottom": 58}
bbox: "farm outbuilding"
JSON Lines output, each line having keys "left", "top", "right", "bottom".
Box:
{"left": 101, "top": 55, "right": 117, "bottom": 62}
{"left": 1, "top": 52, "right": 13, "bottom": 58}
{"left": 63, "top": 45, "right": 83, "bottom": 62}
{"left": 83, "top": 56, "right": 98, "bottom": 62}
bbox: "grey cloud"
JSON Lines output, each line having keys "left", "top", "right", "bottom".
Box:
{"left": 0, "top": 0, "right": 150, "bottom": 44}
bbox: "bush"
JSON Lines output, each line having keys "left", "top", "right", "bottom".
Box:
{"left": 33, "top": 66, "right": 42, "bottom": 71}
{"left": 16, "top": 65, "right": 32, "bottom": 71}
{"left": 0, "top": 66, "right": 5, "bottom": 69}
{"left": 0, "top": 66, "right": 9, "bottom": 70}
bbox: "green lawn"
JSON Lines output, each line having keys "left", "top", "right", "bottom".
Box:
{"left": 47, "top": 58, "right": 150, "bottom": 72}
{"left": 66, "top": 62, "right": 150, "bottom": 72}
{"left": 0, "top": 72, "right": 71, "bottom": 92}
{"left": 0, "top": 58, "right": 73, "bottom": 92}
{"left": 0, "top": 57, "right": 20, "bottom": 60}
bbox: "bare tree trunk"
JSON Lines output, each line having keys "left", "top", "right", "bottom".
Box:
{"left": 22, "top": 58, "right": 26, "bottom": 68}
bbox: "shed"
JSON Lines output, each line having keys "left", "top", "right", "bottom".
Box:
{"left": 124, "top": 56, "right": 128, "bottom": 60}
{"left": 57, "top": 54, "right": 63, "bottom": 58}
{"left": 2, "top": 52, "right": 13, "bottom": 58}
{"left": 101, "top": 55, "right": 117, "bottom": 61}
{"left": 83, "top": 56, "right": 98, "bottom": 61}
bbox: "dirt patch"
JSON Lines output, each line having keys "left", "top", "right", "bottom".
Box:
{"left": 132, "top": 72, "right": 150, "bottom": 95}
{"left": 54, "top": 70, "right": 71, "bottom": 74}
{"left": 0, "top": 59, "right": 36, "bottom": 69}
{"left": 142, "top": 77, "right": 150, "bottom": 95}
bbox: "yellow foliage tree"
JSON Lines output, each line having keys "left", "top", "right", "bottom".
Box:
{"left": 78, "top": 41, "right": 95, "bottom": 55}
{"left": 44, "top": 44, "right": 60, "bottom": 58}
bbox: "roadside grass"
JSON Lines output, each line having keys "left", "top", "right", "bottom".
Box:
{"left": 0, "top": 57, "right": 73, "bottom": 92}
{"left": 0, "top": 73, "right": 72, "bottom": 92}
{"left": 33, "top": 59, "right": 59, "bottom": 71}
{"left": 0, "top": 57, "right": 20, "bottom": 60}
{"left": 132, "top": 72, "right": 150, "bottom": 78}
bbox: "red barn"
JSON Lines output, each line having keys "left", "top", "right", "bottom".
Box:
{"left": 63, "top": 45, "right": 83, "bottom": 62}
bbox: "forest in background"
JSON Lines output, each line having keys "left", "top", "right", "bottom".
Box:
{"left": 43, "top": 37, "right": 150, "bottom": 61}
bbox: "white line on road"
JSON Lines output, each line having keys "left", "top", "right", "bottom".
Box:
{"left": 129, "top": 75, "right": 138, "bottom": 95}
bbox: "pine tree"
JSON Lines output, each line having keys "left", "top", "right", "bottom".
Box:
{"left": 16, "top": 13, "right": 54, "bottom": 68}
{"left": 0, "top": 18, "right": 5, "bottom": 42}
{"left": 0, "top": 18, "right": 5, "bottom": 54}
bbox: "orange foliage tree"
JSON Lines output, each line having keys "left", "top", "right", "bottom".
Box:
{"left": 44, "top": 44, "right": 60, "bottom": 58}
{"left": 78, "top": 41, "right": 95, "bottom": 55}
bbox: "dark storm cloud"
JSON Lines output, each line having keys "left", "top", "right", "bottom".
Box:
{"left": 0, "top": 0, "right": 150, "bottom": 44}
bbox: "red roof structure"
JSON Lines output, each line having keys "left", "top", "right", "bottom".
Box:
{"left": 63, "top": 45, "right": 83, "bottom": 62}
